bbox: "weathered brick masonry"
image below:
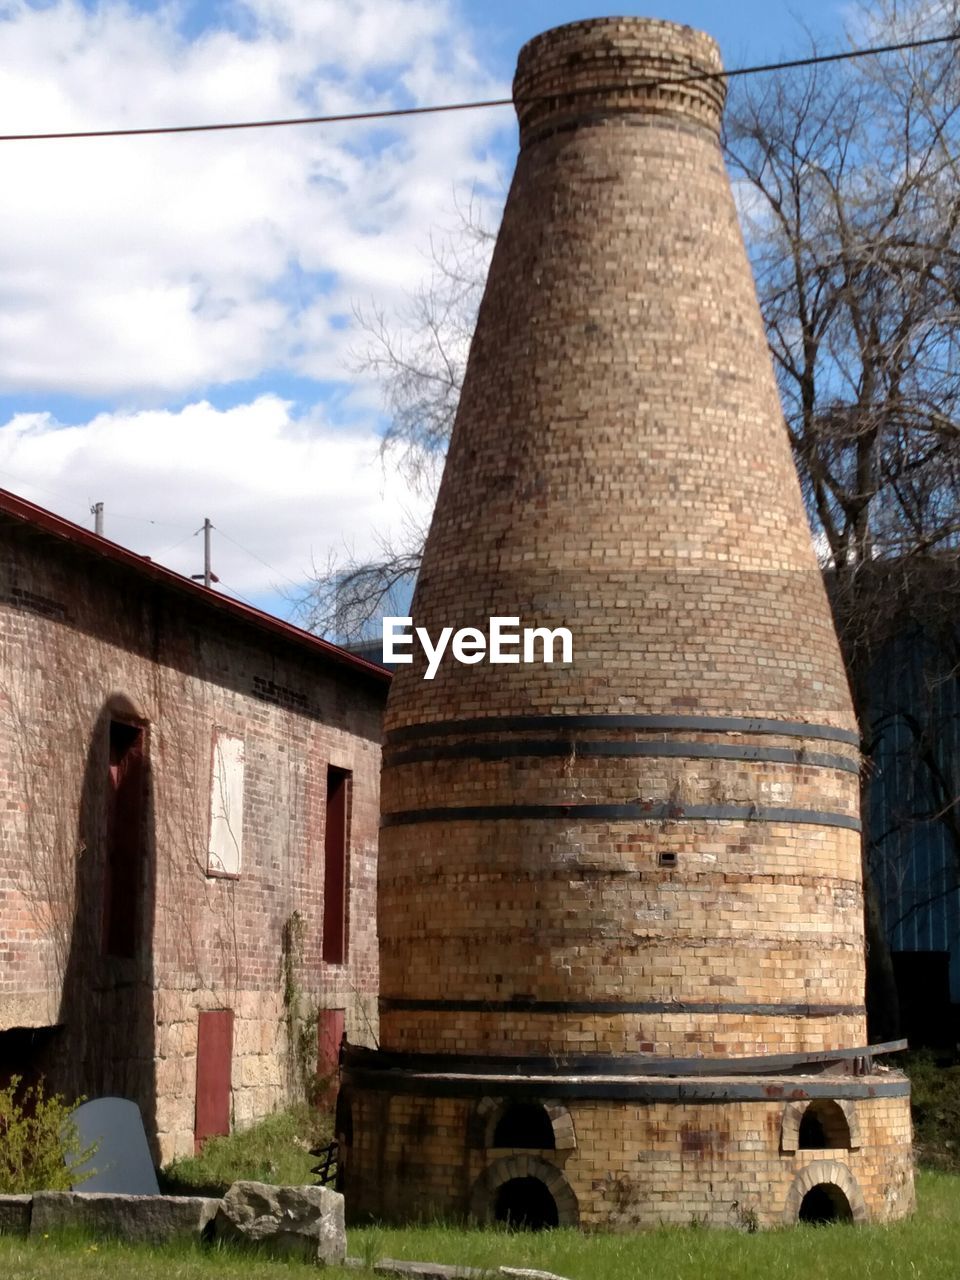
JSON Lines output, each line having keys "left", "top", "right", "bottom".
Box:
{"left": 342, "top": 18, "right": 914, "bottom": 1228}
{"left": 0, "top": 490, "right": 386, "bottom": 1163}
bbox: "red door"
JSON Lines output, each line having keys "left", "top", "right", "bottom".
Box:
{"left": 316, "top": 1008, "right": 345, "bottom": 1106}
{"left": 195, "top": 1009, "right": 233, "bottom": 1151}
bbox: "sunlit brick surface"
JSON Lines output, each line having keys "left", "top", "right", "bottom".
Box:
{"left": 347, "top": 16, "right": 914, "bottom": 1227}
{"left": 347, "top": 1090, "right": 914, "bottom": 1229}
{"left": 0, "top": 514, "right": 384, "bottom": 1164}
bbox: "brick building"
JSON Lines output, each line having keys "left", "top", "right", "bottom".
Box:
{"left": 0, "top": 486, "right": 387, "bottom": 1163}
{"left": 341, "top": 18, "right": 914, "bottom": 1230}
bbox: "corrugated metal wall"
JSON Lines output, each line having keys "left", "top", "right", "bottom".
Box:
{"left": 868, "top": 628, "right": 960, "bottom": 997}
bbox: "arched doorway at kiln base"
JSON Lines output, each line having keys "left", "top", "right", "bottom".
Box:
{"left": 798, "top": 1183, "right": 854, "bottom": 1224}
{"left": 783, "top": 1160, "right": 867, "bottom": 1226}
{"left": 494, "top": 1176, "right": 560, "bottom": 1230}
{"left": 470, "top": 1155, "right": 579, "bottom": 1230}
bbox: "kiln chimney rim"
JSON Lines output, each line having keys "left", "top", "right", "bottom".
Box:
{"left": 513, "top": 16, "right": 726, "bottom": 143}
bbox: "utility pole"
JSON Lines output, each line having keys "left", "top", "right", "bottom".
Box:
{"left": 203, "top": 517, "right": 212, "bottom": 589}
{"left": 191, "top": 518, "right": 218, "bottom": 588}
{"left": 91, "top": 502, "right": 104, "bottom": 536}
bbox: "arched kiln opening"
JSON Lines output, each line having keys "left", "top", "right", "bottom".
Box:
{"left": 494, "top": 1176, "right": 559, "bottom": 1230}
{"left": 493, "top": 1102, "right": 556, "bottom": 1149}
{"left": 799, "top": 1100, "right": 852, "bottom": 1150}
{"left": 470, "top": 1155, "right": 579, "bottom": 1228}
{"left": 798, "top": 1183, "right": 854, "bottom": 1225}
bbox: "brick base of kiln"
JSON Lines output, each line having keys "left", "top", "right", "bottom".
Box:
{"left": 339, "top": 1044, "right": 914, "bottom": 1230}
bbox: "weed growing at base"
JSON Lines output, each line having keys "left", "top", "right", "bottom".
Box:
{"left": 0, "top": 1078, "right": 96, "bottom": 1193}
{"left": 160, "top": 1104, "right": 331, "bottom": 1197}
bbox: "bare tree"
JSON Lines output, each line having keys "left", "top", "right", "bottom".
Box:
{"left": 293, "top": 195, "right": 496, "bottom": 640}
{"left": 290, "top": 515, "right": 429, "bottom": 642}
{"left": 724, "top": 0, "right": 960, "bottom": 1036}
{"left": 725, "top": 1, "right": 960, "bottom": 572}
{"left": 364, "top": 195, "right": 496, "bottom": 496}
{"left": 311, "top": 4, "right": 960, "bottom": 635}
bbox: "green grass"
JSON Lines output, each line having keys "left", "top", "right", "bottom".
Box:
{"left": 0, "top": 1231, "right": 374, "bottom": 1280}
{"left": 348, "top": 1170, "right": 960, "bottom": 1280}
{"left": 5, "top": 1072, "right": 960, "bottom": 1278}
{"left": 160, "top": 1106, "right": 333, "bottom": 1197}
{"left": 0, "top": 1171, "right": 958, "bottom": 1280}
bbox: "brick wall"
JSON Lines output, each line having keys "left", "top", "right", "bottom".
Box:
{"left": 346, "top": 1087, "right": 914, "bottom": 1229}
{"left": 377, "top": 13, "right": 863, "bottom": 1063}
{"left": 0, "top": 513, "right": 385, "bottom": 1162}
{"left": 352, "top": 15, "right": 914, "bottom": 1228}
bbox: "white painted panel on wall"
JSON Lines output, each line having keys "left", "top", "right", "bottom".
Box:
{"left": 208, "top": 732, "right": 244, "bottom": 876}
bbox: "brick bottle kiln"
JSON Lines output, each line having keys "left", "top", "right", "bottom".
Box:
{"left": 340, "top": 17, "right": 914, "bottom": 1229}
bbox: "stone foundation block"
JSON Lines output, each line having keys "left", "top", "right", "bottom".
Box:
{"left": 0, "top": 1194, "right": 31, "bottom": 1236}
{"left": 29, "top": 1192, "right": 219, "bottom": 1242}
{"left": 214, "top": 1180, "right": 345, "bottom": 1264}
{"left": 369, "top": 1264, "right": 572, "bottom": 1280}
{"left": 373, "top": 1262, "right": 486, "bottom": 1279}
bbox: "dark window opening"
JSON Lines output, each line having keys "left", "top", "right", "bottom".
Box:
{"left": 195, "top": 1009, "right": 233, "bottom": 1152}
{"left": 333, "top": 1091, "right": 352, "bottom": 1195}
{"left": 657, "top": 851, "right": 678, "bottom": 868}
{"left": 322, "top": 767, "right": 351, "bottom": 964}
{"left": 891, "top": 952, "right": 953, "bottom": 1048}
{"left": 798, "top": 1100, "right": 851, "bottom": 1150}
{"left": 0, "top": 1026, "right": 59, "bottom": 1094}
{"left": 798, "top": 1183, "right": 853, "bottom": 1225}
{"left": 334, "top": 1091, "right": 353, "bottom": 1147}
{"left": 494, "top": 1177, "right": 559, "bottom": 1230}
{"left": 103, "top": 719, "right": 145, "bottom": 958}
{"left": 493, "top": 1102, "right": 556, "bottom": 1149}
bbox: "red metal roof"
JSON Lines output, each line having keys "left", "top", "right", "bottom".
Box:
{"left": 0, "top": 485, "right": 390, "bottom": 687}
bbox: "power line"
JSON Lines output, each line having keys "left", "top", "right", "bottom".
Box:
{"left": 0, "top": 96, "right": 512, "bottom": 143}
{"left": 0, "top": 465, "right": 89, "bottom": 515}
{"left": 0, "top": 466, "right": 204, "bottom": 539}
{"left": 216, "top": 578, "right": 262, "bottom": 610}
{"left": 216, "top": 526, "right": 304, "bottom": 589}
{"left": 706, "top": 29, "right": 960, "bottom": 82}
{"left": 100, "top": 509, "right": 195, "bottom": 531}
{"left": 154, "top": 527, "right": 200, "bottom": 558}
{"left": 1, "top": 31, "right": 957, "bottom": 143}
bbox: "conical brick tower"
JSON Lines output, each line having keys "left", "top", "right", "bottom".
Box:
{"left": 341, "top": 17, "right": 914, "bottom": 1230}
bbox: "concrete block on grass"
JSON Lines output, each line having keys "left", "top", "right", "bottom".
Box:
{"left": 0, "top": 1195, "right": 31, "bottom": 1237}
{"left": 214, "top": 1181, "right": 345, "bottom": 1265}
{"left": 372, "top": 1261, "right": 489, "bottom": 1279}
{"left": 30, "top": 1192, "right": 219, "bottom": 1243}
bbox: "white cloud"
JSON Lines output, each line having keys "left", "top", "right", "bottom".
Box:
{"left": 0, "top": 0, "right": 508, "bottom": 397}
{"left": 245, "top": 0, "right": 456, "bottom": 68}
{"left": 0, "top": 397, "right": 434, "bottom": 603}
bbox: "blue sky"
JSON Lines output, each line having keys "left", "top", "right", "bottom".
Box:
{"left": 471, "top": 2, "right": 849, "bottom": 72}
{"left": 0, "top": 0, "right": 852, "bottom": 623}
